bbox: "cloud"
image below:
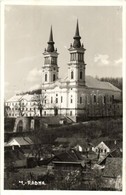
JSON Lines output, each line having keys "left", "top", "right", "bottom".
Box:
{"left": 15, "top": 55, "right": 39, "bottom": 65}
{"left": 26, "top": 68, "right": 41, "bottom": 82}
{"left": 94, "top": 54, "right": 110, "bottom": 66}
{"left": 114, "top": 58, "right": 122, "bottom": 65}
{"left": 94, "top": 54, "right": 122, "bottom": 68}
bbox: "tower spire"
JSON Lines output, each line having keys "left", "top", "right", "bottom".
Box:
{"left": 73, "top": 20, "right": 81, "bottom": 48}
{"left": 47, "top": 26, "right": 55, "bottom": 52}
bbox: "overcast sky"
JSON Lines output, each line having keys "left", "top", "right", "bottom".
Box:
{"left": 4, "top": 5, "right": 122, "bottom": 99}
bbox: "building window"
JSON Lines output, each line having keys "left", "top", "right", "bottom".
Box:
{"left": 45, "top": 74, "right": 47, "bottom": 82}
{"left": 71, "top": 71, "right": 74, "bottom": 79}
{"left": 70, "top": 95, "right": 73, "bottom": 103}
{"left": 61, "top": 96, "right": 63, "bottom": 103}
{"left": 53, "top": 74, "right": 56, "bottom": 81}
{"left": 17, "top": 120, "right": 23, "bottom": 132}
{"left": 94, "top": 95, "right": 96, "bottom": 103}
{"left": 112, "top": 95, "right": 114, "bottom": 102}
{"left": 51, "top": 97, "right": 53, "bottom": 103}
{"left": 80, "top": 97, "right": 82, "bottom": 104}
{"left": 56, "top": 98, "right": 58, "bottom": 103}
{"left": 80, "top": 71, "right": 83, "bottom": 79}
{"left": 104, "top": 96, "right": 106, "bottom": 104}
{"left": 44, "top": 111, "right": 46, "bottom": 115}
{"left": 71, "top": 53, "right": 75, "bottom": 61}
{"left": 70, "top": 111, "right": 72, "bottom": 116}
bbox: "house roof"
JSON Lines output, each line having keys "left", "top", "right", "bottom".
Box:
{"left": 85, "top": 76, "right": 120, "bottom": 92}
{"left": 7, "top": 136, "right": 34, "bottom": 146}
{"left": 7, "top": 94, "right": 40, "bottom": 103}
{"left": 52, "top": 161, "right": 85, "bottom": 168}
{"left": 102, "top": 157, "right": 122, "bottom": 178}
{"left": 103, "top": 140, "right": 121, "bottom": 150}
{"left": 110, "top": 148, "right": 122, "bottom": 158}
{"left": 7, "top": 95, "right": 23, "bottom": 102}
{"left": 91, "top": 137, "right": 110, "bottom": 147}
{"left": 21, "top": 94, "right": 35, "bottom": 101}
{"left": 92, "top": 138, "right": 122, "bottom": 150}
{"left": 54, "top": 150, "right": 83, "bottom": 162}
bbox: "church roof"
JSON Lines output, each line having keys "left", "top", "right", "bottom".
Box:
{"left": 73, "top": 20, "right": 82, "bottom": 49}
{"left": 85, "top": 76, "right": 120, "bottom": 92}
{"left": 47, "top": 26, "right": 55, "bottom": 52}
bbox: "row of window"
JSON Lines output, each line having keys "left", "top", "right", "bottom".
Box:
{"left": 44, "top": 57, "right": 57, "bottom": 65}
{"left": 51, "top": 96, "right": 63, "bottom": 104}
{"left": 87, "top": 95, "right": 115, "bottom": 104}
{"left": 95, "top": 148, "right": 107, "bottom": 153}
{"left": 70, "top": 53, "right": 84, "bottom": 62}
{"left": 6, "top": 101, "right": 38, "bottom": 107}
{"left": 6, "top": 94, "right": 115, "bottom": 110}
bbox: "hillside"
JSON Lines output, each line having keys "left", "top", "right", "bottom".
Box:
{"left": 31, "top": 117, "right": 122, "bottom": 146}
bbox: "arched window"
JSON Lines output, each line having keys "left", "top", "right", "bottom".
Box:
{"left": 71, "top": 71, "right": 74, "bottom": 79}
{"left": 45, "top": 74, "right": 47, "bottom": 82}
{"left": 80, "top": 97, "right": 82, "bottom": 104}
{"left": 80, "top": 71, "right": 83, "bottom": 79}
{"left": 94, "top": 95, "right": 96, "bottom": 103}
{"left": 53, "top": 74, "right": 56, "bottom": 81}
{"left": 104, "top": 96, "right": 106, "bottom": 104}
{"left": 17, "top": 120, "right": 23, "bottom": 132}
{"left": 70, "top": 95, "right": 73, "bottom": 103}
{"left": 70, "top": 111, "right": 72, "bottom": 116}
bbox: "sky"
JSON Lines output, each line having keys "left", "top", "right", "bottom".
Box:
{"left": 4, "top": 5, "right": 122, "bottom": 99}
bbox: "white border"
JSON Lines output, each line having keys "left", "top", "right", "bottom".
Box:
{"left": 0, "top": 0, "right": 125, "bottom": 195}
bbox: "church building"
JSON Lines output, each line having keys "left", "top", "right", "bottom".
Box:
{"left": 5, "top": 21, "right": 121, "bottom": 121}
{"left": 40, "top": 20, "right": 121, "bottom": 120}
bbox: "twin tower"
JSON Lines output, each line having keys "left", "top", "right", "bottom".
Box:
{"left": 42, "top": 20, "right": 86, "bottom": 86}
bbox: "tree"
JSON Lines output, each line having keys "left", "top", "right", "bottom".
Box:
{"left": 14, "top": 99, "right": 26, "bottom": 117}
{"left": 32, "top": 94, "right": 46, "bottom": 117}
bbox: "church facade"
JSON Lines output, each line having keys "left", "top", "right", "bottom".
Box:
{"left": 40, "top": 21, "right": 121, "bottom": 119}
{"left": 5, "top": 21, "right": 121, "bottom": 121}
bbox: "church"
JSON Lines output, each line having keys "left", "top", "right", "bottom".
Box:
{"left": 40, "top": 20, "right": 121, "bottom": 119}
{"left": 5, "top": 21, "right": 121, "bottom": 121}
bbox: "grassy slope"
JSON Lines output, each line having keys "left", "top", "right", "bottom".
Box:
{"left": 34, "top": 117, "right": 122, "bottom": 145}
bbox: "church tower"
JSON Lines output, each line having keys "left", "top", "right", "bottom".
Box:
{"left": 68, "top": 20, "right": 86, "bottom": 86}
{"left": 42, "top": 26, "right": 59, "bottom": 85}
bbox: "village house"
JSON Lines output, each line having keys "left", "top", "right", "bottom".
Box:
{"left": 92, "top": 139, "right": 122, "bottom": 156}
